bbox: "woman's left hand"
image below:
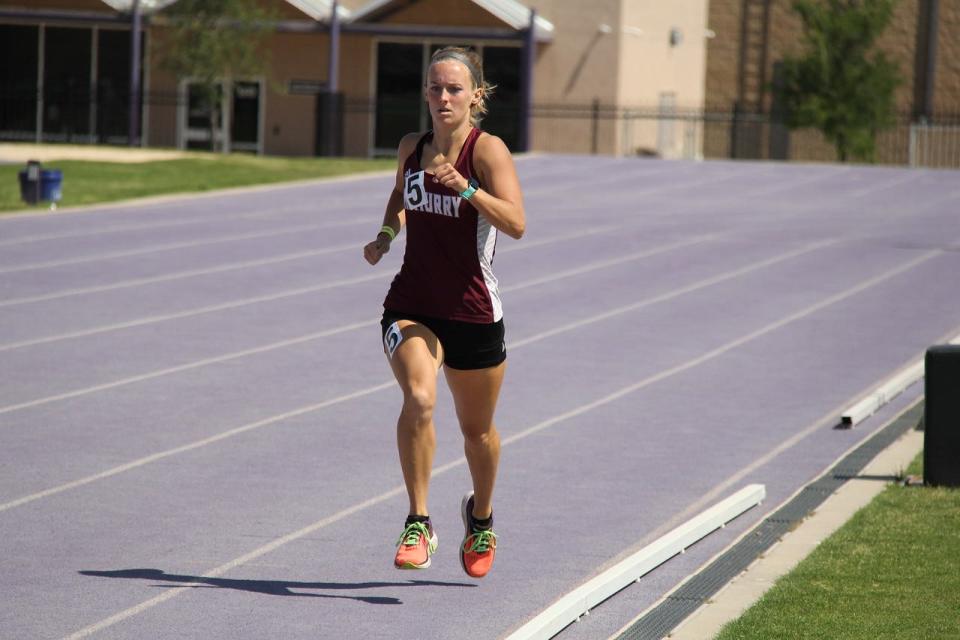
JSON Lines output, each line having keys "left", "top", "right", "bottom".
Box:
{"left": 432, "top": 163, "right": 469, "bottom": 194}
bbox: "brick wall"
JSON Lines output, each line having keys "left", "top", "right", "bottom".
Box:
{"left": 936, "top": 0, "right": 960, "bottom": 116}
{"left": 706, "top": 0, "right": 927, "bottom": 114}
{"left": 704, "top": 0, "right": 960, "bottom": 161}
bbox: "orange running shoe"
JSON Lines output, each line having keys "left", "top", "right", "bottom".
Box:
{"left": 394, "top": 520, "right": 438, "bottom": 570}
{"left": 460, "top": 492, "right": 498, "bottom": 579}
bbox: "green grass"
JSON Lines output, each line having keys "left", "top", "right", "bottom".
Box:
{"left": 0, "top": 154, "right": 395, "bottom": 212}
{"left": 716, "top": 451, "right": 960, "bottom": 640}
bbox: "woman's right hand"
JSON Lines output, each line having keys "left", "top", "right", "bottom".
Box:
{"left": 363, "top": 235, "right": 391, "bottom": 265}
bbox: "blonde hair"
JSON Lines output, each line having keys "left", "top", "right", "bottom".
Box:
{"left": 427, "top": 46, "right": 496, "bottom": 125}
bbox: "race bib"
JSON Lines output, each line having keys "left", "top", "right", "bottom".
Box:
{"left": 404, "top": 170, "right": 426, "bottom": 210}
{"left": 384, "top": 321, "right": 403, "bottom": 359}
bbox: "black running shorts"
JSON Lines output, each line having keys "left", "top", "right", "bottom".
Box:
{"left": 380, "top": 310, "right": 506, "bottom": 370}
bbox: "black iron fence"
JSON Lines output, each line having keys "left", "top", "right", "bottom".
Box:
{"left": 2, "top": 92, "right": 958, "bottom": 169}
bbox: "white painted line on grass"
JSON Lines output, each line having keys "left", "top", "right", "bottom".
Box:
{"left": 3, "top": 241, "right": 930, "bottom": 518}
{"left": 840, "top": 331, "right": 960, "bottom": 427}
{"left": 0, "top": 223, "right": 325, "bottom": 275}
{"left": 504, "top": 485, "right": 766, "bottom": 640}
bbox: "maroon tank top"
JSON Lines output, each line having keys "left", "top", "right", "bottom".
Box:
{"left": 383, "top": 128, "right": 502, "bottom": 323}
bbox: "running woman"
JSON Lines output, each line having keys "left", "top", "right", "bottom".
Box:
{"left": 363, "top": 46, "right": 525, "bottom": 579}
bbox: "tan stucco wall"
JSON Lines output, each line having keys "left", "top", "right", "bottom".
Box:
{"left": 616, "top": 0, "right": 709, "bottom": 157}
{"left": 617, "top": 0, "right": 708, "bottom": 108}
{"left": 261, "top": 31, "right": 326, "bottom": 156}
{"left": 518, "top": 0, "right": 621, "bottom": 153}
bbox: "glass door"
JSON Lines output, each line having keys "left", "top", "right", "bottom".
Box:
{"left": 180, "top": 80, "right": 261, "bottom": 153}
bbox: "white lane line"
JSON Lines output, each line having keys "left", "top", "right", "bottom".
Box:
{"left": 509, "top": 238, "right": 839, "bottom": 348}
{"left": 0, "top": 241, "right": 363, "bottom": 309}
{"left": 0, "top": 318, "right": 376, "bottom": 417}
{"left": 0, "top": 223, "right": 325, "bottom": 275}
{"left": 1, "top": 168, "right": 396, "bottom": 220}
{"left": 58, "top": 247, "right": 940, "bottom": 639}
{"left": 0, "top": 238, "right": 872, "bottom": 511}
{"left": 2, "top": 381, "right": 397, "bottom": 517}
{"left": 0, "top": 205, "right": 374, "bottom": 249}
{"left": 0, "top": 236, "right": 824, "bottom": 413}
{"left": 524, "top": 164, "right": 751, "bottom": 199}
{"left": 505, "top": 235, "right": 717, "bottom": 292}
{"left": 0, "top": 224, "right": 621, "bottom": 352}
{"left": 734, "top": 165, "right": 852, "bottom": 198}
{"left": 846, "top": 169, "right": 923, "bottom": 199}
{"left": 0, "top": 273, "right": 390, "bottom": 354}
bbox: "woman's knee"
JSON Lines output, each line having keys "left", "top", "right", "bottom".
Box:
{"left": 461, "top": 423, "right": 499, "bottom": 447}
{"left": 401, "top": 384, "right": 436, "bottom": 423}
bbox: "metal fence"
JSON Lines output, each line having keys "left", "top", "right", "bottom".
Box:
{"left": 607, "top": 107, "right": 960, "bottom": 169}
{"left": 3, "top": 92, "right": 959, "bottom": 169}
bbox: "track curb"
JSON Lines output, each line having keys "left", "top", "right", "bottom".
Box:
{"left": 613, "top": 398, "right": 924, "bottom": 640}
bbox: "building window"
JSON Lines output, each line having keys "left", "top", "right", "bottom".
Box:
{"left": 0, "top": 25, "right": 39, "bottom": 140}
{"left": 374, "top": 41, "right": 521, "bottom": 153}
{"left": 97, "top": 28, "right": 136, "bottom": 144}
{"left": 375, "top": 42, "right": 423, "bottom": 150}
{"left": 44, "top": 27, "right": 93, "bottom": 142}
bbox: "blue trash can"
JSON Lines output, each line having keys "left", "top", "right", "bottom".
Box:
{"left": 40, "top": 169, "right": 63, "bottom": 203}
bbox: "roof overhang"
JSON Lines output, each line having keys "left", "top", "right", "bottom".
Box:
{"left": 0, "top": 0, "right": 549, "bottom": 42}
{"left": 99, "top": 0, "right": 179, "bottom": 13}
{"left": 350, "top": 0, "right": 553, "bottom": 42}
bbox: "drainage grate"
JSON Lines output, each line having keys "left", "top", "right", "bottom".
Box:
{"left": 614, "top": 401, "right": 924, "bottom": 640}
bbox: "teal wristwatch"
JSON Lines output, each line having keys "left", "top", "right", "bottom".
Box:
{"left": 460, "top": 177, "right": 479, "bottom": 200}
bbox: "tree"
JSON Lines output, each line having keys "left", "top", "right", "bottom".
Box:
{"left": 776, "top": 0, "right": 902, "bottom": 162}
{"left": 156, "top": 0, "right": 274, "bottom": 153}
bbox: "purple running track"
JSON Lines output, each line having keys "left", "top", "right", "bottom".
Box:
{"left": 0, "top": 156, "right": 958, "bottom": 640}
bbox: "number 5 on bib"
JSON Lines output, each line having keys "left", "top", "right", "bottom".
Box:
{"left": 404, "top": 171, "right": 426, "bottom": 210}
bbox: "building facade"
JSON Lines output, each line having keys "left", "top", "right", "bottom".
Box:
{"left": 1, "top": 0, "right": 955, "bottom": 163}
{"left": 0, "top": 0, "right": 711, "bottom": 158}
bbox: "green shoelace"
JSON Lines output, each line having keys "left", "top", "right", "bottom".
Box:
{"left": 465, "top": 529, "right": 498, "bottom": 554}
{"left": 398, "top": 521, "right": 430, "bottom": 547}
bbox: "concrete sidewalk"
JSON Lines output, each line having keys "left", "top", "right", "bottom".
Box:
{"left": 0, "top": 143, "right": 193, "bottom": 164}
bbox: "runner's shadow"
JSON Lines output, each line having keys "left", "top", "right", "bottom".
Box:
{"left": 79, "top": 569, "right": 475, "bottom": 605}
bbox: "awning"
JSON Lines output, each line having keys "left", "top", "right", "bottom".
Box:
{"left": 349, "top": 0, "right": 553, "bottom": 42}
{"left": 100, "top": 0, "right": 348, "bottom": 21}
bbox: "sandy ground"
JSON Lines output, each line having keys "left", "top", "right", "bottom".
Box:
{"left": 0, "top": 143, "right": 193, "bottom": 164}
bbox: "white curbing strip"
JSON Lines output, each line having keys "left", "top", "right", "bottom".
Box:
{"left": 667, "top": 423, "right": 924, "bottom": 640}
{"left": 840, "top": 360, "right": 924, "bottom": 426}
{"left": 841, "top": 333, "right": 960, "bottom": 426}
{"left": 504, "top": 485, "right": 766, "bottom": 640}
